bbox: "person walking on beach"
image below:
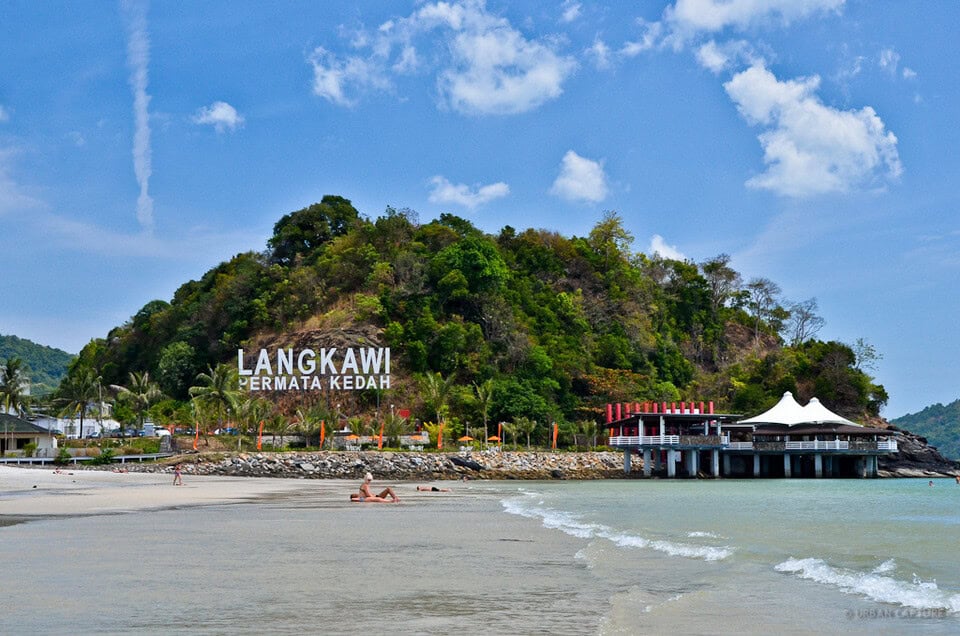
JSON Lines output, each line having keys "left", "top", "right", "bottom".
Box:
{"left": 173, "top": 463, "right": 183, "bottom": 486}
{"left": 357, "top": 472, "right": 399, "bottom": 502}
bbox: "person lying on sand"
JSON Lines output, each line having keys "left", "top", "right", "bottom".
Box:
{"left": 416, "top": 485, "right": 451, "bottom": 492}
{"left": 354, "top": 472, "right": 400, "bottom": 502}
{"left": 350, "top": 493, "right": 398, "bottom": 503}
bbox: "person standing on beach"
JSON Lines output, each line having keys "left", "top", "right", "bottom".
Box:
{"left": 173, "top": 463, "right": 183, "bottom": 486}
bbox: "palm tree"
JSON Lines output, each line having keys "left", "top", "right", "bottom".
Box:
{"left": 236, "top": 395, "right": 272, "bottom": 450}
{"left": 473, "top": 379, "right": 493, "bottom": 446}
{"left": 189, "top": 364, "right": 240, "bottom": 443}
{"left": 514, "top": 417, "right": 537, "bottom": 449}
{"left": 420, "top": 372, "right": 455, "bottom": 425}
{"left": 0, "top": 357, "right": 30, "bottom": 417}
{"left": 111, "top": 371, "right": 163, "bottom": 438}
{"left": 56, "top": 366, "right": 98, "bottom": 438}
{"left": 294, "top": 407, "right": 318, "bottom": 448}
{"left": 501, "top": 422, "right": 518, "bottom": 449}
{"left": 576, "top": 419, "right": 598, "bottom": 449}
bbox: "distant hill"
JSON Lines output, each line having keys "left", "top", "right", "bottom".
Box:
{"left": 0, "top": 334, "right": 74, "bottom": 396}
{"left": 891, "top": 402, "right": 960, "bottom": 460}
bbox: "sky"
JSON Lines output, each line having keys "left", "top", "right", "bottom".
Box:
{"left": 1, "top": 0, "right": 958, "bottom": 418}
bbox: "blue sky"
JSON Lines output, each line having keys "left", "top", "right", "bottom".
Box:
{"left": 1, "top": 0, "right": 957, "bottom": 418}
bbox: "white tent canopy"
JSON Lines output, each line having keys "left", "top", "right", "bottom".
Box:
{"left": 738, "top": 391, "right": 861, "bottom": 427}
{"left": 802, "top": 397, "right": 859, "bottom": 426}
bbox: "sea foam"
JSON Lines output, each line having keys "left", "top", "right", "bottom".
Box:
{"left": 501, "top": 497, "right": 733, "bottom": 562}
{"left": 775, "top": 557, "right": 960, "bottom": 613}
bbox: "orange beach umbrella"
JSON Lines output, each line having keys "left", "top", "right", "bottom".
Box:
{"left": 458, "top": 435, "right": 474, "bottom": 442}
{"left": 487, "top": 435, "right": 501, "bottom": 442}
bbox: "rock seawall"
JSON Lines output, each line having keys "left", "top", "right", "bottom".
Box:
{"left": 106, "top": 450, "right": 633, "bottom": 481}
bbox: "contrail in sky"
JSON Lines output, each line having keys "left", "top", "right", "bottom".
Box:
{"left": 122, "top": 0, "right": 153, "bottom": 232}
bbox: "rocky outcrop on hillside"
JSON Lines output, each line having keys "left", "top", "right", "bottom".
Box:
{"left": 878, "top": 427, "right": 960, "bottom": 477}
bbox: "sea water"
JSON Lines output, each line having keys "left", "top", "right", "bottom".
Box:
{"left": 1, "top": 478, "right": 957, "bottom": 634}
{"left": 499, "top": 478, "right": 960, "bottom": 634}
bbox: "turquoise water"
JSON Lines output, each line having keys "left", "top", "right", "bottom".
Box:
{"left": 499, "top": 478, "right": 960, "bottom": 634}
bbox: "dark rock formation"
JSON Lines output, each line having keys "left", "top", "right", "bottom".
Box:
{"left": 878, "top": 427, "right": 960, "bottom": 477}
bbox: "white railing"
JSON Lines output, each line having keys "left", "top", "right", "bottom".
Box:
{"left": 725, "top": 441, "right": 754, "bottom": 450}
{"left": 609, "top": 435, "right": 681, "bottom": 446}
{"left": 877, "top": 440, "right": 898, "bottom": 452}
{"left": 785, "top": 440, "right": 849, "bottom": 450}
{"left": 721, "top": 434, "right": 730, "bottom": 445}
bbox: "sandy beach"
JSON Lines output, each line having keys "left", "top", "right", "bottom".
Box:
{"left": 0, "top": 464, "right": 322, "bottom": 518}
{"left": 0, "top": 465, "right": 604, "bottom": 635}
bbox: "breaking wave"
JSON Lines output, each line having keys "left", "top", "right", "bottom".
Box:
{"left": 501, "top": 496, "right": 733, "bottom": 562}
{"left": 775, "top": 557, "right": 960, "bottom": 613}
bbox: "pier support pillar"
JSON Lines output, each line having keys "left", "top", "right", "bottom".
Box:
{"left": 623, "top": 449, "right": 631, "bottom": 474}
{"left": 643, "top": 449, "right": 652, "bottom": 477}
{"left": 753, "top": 454, "right": 760, "bottom": 477}
{"left": 654, "top": 451, "right": 662, "bottom": 472}
{"left": 711, "top": 450, "right": 720, "bottom": 477}
{"left": 783, "top": 454, "right": 792, "bottom": 478}
{"left": 723, "top": 454, "right": 731, "bottom": 477}
{"left": 667, "top": 450, "right": 677, "bottom": 478}
{"left": 814, "top": 454, "right": 823, "bottom": 478}
{"left": 868, "top": 455, "right": 878, "bottom": 478}
{"left": 686, "top": 450, "right": 698, "bottom": 477}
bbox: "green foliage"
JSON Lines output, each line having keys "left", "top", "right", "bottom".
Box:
{"left": 891, "top": 401, "right": 960, "bottom": 460}
{"left": 157, "top": 342, "right": 197, "bottom": 400}
{"left": 54, "top": 447, "right": 72, "bottom": 465}
{"left": 268, "top": 195, "right": 360, "bottom": 265}
{"left": 0, "top": 334, "right": 73, "bottom": 396}
{"left": 50, "top": 196, "right": 892, "bottom": 443}
{"left": 89, "top": 447, "right": 115, "bottom": 465}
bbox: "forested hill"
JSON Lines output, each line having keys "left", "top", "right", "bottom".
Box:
{"left": 60, "top": 195, "right": 888, "bottom": 431}
{"left": 891, "top": 402, "right": 960, "bottom": 460}
{"left": 0, "top": 334, "right": 74, "bottom": 396}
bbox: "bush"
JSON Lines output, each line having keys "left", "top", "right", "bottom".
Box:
{"left": 54, "top": 447, "right": 72, "bottom": 465}
{"left": 89, "top": 448, "right": 115, "bottom": 465}
{"left": 23, "top": 442, "right": 37, "bottom": 457}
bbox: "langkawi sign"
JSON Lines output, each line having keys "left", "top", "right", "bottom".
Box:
{"left": 237, "top": 347, "right": 391, "bottom": 392}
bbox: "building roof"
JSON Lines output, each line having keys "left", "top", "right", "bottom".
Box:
{"left": 0, "top": 413, "right": 51, "bottom": 434}
{"left": 739, "top": 391, "right": 809, "bottom": 425}
{"left": 738, "top": 392, "right": 861, "bottom": 427}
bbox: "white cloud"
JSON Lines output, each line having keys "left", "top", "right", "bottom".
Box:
{"left": 560, "top": 1, "right": 582, "bottom": 24}
{"left": 0, "top": 105, "right": 9, "bottom": 122}
{"left": 0, "top": 148, "right": 41, "bottom": 216}
{"left": 550, "top": 150, "right": 608, "bottom": 203}
{"left": 193, "top": 101, "right": 245, "bottom": 132}
{"left": 308, "top": 46, "right": 390, "bottom": 107}
{"left": 650, "top": 234, "right": 686, "bottom": 261}
{"left": 724, "top": 63, "right": 902, "bottom": 197}
{"left": 879, "top": 48, "right": 900, "bottom": 75}
{"left": 665, "top": 0, "right": 845, "bottom": 41}
{"left": 437, "top": 15, "right": 577, "bottom": 115}
{"left": 696, "top": 39, "right": 756, "bottom": 73}
{"left": 307, "top": 1, "right": 576, "bottom": 116}
{"left": 122, "top": 0, "right": 154, "bottom": 232}
{"left": 428, "top": 175, "right": 509, "bottom": 209}
{"left": 587, "top": 38, "right": 613, "bottom": 70}
{"left": 902, "top": 67, "right": 917, "bottom": 80}
{"left": 67, "top": 131, "right": 86, "bottom": 147}
{"left": 621, "top": 19, "right": 663, "bottom": 57}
